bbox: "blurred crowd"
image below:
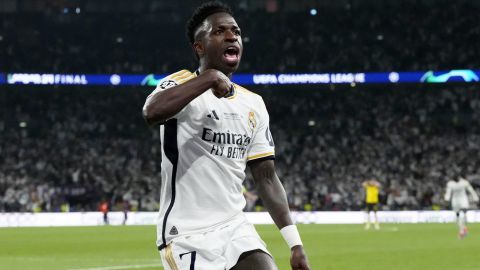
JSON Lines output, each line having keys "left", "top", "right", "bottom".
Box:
{"left": 1, "top": 0, "right": 480, "bottom": 212}
{"left": 1, "top": 0, "right": 479, "bottom": 74}
{"left": 1, "top": 85, "right": 480, "bottom": 212}
{"left": 0, "top": 87, "right": 160, "bottom": 212}
{"left": 259, "top": 84, "right": 480, "bottom": 211}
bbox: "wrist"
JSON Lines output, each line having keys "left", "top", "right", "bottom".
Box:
{"left": 280, "top": 225, "right": 303, "bottom": 249}
{"left": 198, "top": 69, "right": 219, "bottom": 92}
{"left": 202, "top": 68, "right": 218, "bottom": 79}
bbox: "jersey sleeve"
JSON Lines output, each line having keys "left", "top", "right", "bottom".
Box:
{"left": 247, "top": 98, "right": 275, "bottom": 163}
{"left": 466, "top": 182, "right": 479, "bottom": 202}
{"left": 444, "top": 182, "right": 452, "bottom": 201}
{"left": 143, "top": 70, "right": 194, "bottom": 122}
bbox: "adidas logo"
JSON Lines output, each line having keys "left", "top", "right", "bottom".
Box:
{"left": 207, "top": 110, "right": 220, "bottom": 120}
{"left": 169, "top": 226, "right": 178, "bottom": 235}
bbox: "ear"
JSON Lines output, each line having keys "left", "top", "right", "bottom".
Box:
{"left": 193, "top": 41, "right": 204, "bottom": 58}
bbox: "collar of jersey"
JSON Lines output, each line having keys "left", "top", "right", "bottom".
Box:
{"left": 225, "top": 84, "right": 237, "bottom": 100}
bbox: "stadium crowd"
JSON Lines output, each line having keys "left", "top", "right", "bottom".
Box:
{"left": 261, "top": 85, "right": 480, "bottom": 211}
{"left": 1, "top": 0, "right": 479, "bottom": 74}
{"left": 1, "top": 85, "right": 480, "bottom": 212}
{"left": 1, "top": 0, "right": 479, "bottom": 212}
{"left": 0, "top": 87, "right": 160, "bottom": 212}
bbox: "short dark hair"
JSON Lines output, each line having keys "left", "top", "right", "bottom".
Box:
{"left": 186, "top": 1, "right": 233, "bottom": 44}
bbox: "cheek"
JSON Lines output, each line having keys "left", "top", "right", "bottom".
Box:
{"left": 207, "top": 43, "right": 222, "bottom": 56}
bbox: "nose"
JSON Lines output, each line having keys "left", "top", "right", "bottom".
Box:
{"left": 224, "top": 30, "right": 237, "bottom": 42}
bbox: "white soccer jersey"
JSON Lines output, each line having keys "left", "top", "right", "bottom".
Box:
{"left": 144, "top": 70, "right": 275, "bottom": 250}
{"left": 444, "top": 178, "right": 479, "bottom": 211}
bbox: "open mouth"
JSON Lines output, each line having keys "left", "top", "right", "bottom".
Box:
{"left": 223, "top": 46, "right": 240, "bottom": 65}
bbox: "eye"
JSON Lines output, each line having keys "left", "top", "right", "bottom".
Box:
{"left": 235, "top": 30, "right": 241, "bottom": 36}
{"left": 214, "top": 29, "right": 223, "bottom": 35}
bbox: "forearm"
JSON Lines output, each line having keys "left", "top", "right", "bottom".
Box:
{"left": 143, "top": 71, "right": 215, "bottom": 125}
{"left": 444, "top": 189, "right": 451, "bottom": 201}
{"left": 468, "top": 186, "right": 479, "bottom": 201}
{"left": 251, "top": 161, "right": 293, "bottom": 229}
{"left": 249, "top": 148, "right": 310, "bottom": 269}
{"left": 254, "top": 168, "right": 305, "bottom": 252}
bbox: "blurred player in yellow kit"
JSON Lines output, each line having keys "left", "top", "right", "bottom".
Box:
{"left": 363, "top": 179, "right": 381, "bottom": 230}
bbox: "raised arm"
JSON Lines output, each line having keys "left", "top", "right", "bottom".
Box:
{"left": 142, "top": 69, "right": 232, "bottom": 125}
{"left": 362, "top": 181, "right": 368, "bottom": 188}
{"left": 249, "top": 159, "right": 310, "bottom": 270}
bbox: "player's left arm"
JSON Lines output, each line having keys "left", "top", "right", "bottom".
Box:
{"left": 466, "top": 182, "right": 479, "bottom": 202}
{"left": 249, "top": 159, "right": 310, "bottom": 270}
{"left": 444, "top": 182, "right": 452, "bottom": 202}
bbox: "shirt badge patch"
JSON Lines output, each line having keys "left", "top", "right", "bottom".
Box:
{"left": 158, "top": 80, "right": 177, "bottom": 89}
{"left": 248, "top": 111, "right": 256, "bottom": 131}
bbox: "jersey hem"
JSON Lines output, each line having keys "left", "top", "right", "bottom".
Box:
{"left": 247, "top": 152, "right": 275, "bottom": 161}
{"left": 157, "top": 211, "right": 245, "bottom": 249}
{"left": 247, "top": 155, "right": 275, "bottom": 165}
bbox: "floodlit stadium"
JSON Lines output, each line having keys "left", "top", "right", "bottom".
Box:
{"left": 1, "top": 0, "right": 480, "bottom": 269}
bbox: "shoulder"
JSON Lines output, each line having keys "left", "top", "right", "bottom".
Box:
{"left": 461, "top": 179, "right": 471, "bottom": 186}
{"left": 157, "top": 70, "right": 195, "bottom": 89}
{"left": 234, "top": 83, "right": 262, "bottom": 99}
{"left": 164, "top": 70, "right": 194, "bottom": 81}
{"left": 234, "top": 84, "right": 267, "bottom": 110}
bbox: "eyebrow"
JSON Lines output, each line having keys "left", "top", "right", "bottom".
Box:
{"left": 215, "top": 25, "right": 240, "bottom": 30}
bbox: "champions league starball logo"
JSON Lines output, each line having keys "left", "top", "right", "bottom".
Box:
{"left": 158, "top": 80, "right": 177, "bottom": 89}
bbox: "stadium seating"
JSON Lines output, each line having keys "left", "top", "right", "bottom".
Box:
{"left": 1, "top": 84, "right": 479, "bottom": 212}
{"left": 1, "top": 0, "right": 479, "bottom": 212}
{"left": 1, "top": 0, "right": 479, "bottom": 73}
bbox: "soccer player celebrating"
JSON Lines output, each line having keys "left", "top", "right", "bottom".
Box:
{"left": 142, "top": 2, "right": 310, "bottom": 270}
{"left": 444, "top": 176, "right": 479, "bottom": 239}
{"left": 362, "top": 179, "right": 381, "bottom": 230}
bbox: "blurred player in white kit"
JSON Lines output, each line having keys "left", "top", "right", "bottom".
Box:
{"left": 444, "top": 177, "right": 479, "bottom": 239}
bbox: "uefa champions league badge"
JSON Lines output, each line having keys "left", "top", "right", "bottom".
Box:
{"left": 248, "top": 111, "right": 256, "bottom": 131}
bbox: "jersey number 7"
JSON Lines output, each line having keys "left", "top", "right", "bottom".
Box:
{"left": 179, "top": 251, "right": 196, "bottom": 270}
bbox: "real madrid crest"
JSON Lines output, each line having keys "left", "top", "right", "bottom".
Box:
{"left": 248, "top": 111, "right": 256, "bottom": 131}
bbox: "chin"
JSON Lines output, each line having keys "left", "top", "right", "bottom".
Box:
{"left": 220, "top": 63, "right": 240, "bottom": 75}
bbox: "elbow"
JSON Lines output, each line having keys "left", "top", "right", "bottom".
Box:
{"left": 142, "top": 104, "right": 166, "bottom": 126}
{"left": 142, "top": 106, "right": 153, "bottom": 125}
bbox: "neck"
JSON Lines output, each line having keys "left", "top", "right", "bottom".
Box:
{"left": 198, "top": 63, "right": 233, "bottom": 79}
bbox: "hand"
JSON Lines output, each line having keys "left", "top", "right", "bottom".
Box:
{"left": 208, "top": 69, "right": 234, "bottom": 98}
{"left": 290, "top": 245, "right": 310, "bottom": 270}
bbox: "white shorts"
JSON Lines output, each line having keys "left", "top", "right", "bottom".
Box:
{"left": 159, "top": 213, "right": 271, "bottom": 270}
{"left": 452, "top": 198, "right": 469, "bottom": 212}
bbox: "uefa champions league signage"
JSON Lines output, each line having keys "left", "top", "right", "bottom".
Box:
{"left": 1, "top": 69, "right": 479, "bottom": 86}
